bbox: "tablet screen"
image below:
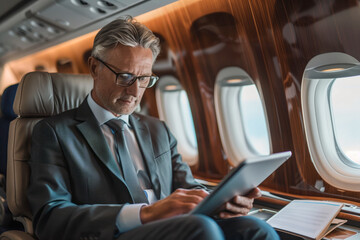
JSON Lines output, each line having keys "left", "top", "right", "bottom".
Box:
{"left": 190, "top": 151, "right": 292, "bottom": 216}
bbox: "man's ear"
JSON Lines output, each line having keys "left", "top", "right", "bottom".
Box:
{"left": 88, "top": 56, "right": 98, "bottom": 78}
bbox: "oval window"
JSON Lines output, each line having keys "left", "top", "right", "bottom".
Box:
{"left": 214, "top": 66, "right": 270, "bottom": 166}
{"left": 155, "top": 76, "right": 198, "bottom": 166}
{"left": 302, "top": 52, "right": 360, "bottom": 191}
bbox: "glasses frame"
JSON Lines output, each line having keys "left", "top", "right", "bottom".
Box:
{"left": 94, "top": 57, "right": 159, "bottom": 88}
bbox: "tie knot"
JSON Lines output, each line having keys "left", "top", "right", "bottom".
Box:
{"left": 106, "top": 119, "right": 126, "bottom": 132}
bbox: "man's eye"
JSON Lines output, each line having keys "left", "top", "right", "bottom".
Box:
{"left": 138, "top": 76, "right": 149, "bottom": 82}
{"left": 118, "top": 73, "right": 134, "bottom": 82}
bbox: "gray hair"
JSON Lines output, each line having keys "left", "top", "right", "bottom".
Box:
{"left": 91, "top": 16, "right": 160, "bottom": 62}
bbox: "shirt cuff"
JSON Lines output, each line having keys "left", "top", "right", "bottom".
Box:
{"left": 116, "top": 203, "right": 147, "bottom": 233}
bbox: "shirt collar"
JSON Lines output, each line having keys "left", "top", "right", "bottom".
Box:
{"left": 87, "top": 93, "right": 130, "bottom": 127}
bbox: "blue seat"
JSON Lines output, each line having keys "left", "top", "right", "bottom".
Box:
{"left": 0, "top": 84, "right": 18, "bottom": 182}
{"left": 0, "top": 84, "right": 22, "bottom": 233}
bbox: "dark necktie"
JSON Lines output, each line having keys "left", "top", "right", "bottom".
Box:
{"left": 106, "top": 119, "right": 148, "bottom": 204}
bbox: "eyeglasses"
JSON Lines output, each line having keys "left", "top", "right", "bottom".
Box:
{"left": 95, "top": 57, "right": 159, "bottom": 88}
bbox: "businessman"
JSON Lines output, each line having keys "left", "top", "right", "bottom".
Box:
{"left": 27, "top": 16, "right": 280, "bottom": 240}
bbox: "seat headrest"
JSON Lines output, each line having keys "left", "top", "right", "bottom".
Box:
{"left": 14, "top": 72, "right": 93, "bottom": 117}
{"left": 1, "top": 84, "right": 18, "bottom": 120}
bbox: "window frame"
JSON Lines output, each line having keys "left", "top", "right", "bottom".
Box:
{"left": 214, "top": 66, "right": 270, "bottom": 166}
{"left": 301, "top": 52, "right": 360, "bottom": 191}
{"left": 155, "top": 75, "right": 198, "bottom": 166}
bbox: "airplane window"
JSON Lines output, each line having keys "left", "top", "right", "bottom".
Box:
{"left": 302, "top": 52, "right": 360, "bottom": 191}
{"left": 56, "top": 58, "right": 74, "bottom": 73}
{"left": 34, "top": 65, "right": 46, "bottom": 71}
{"left": 330, "top": 75, "right": 360, "bottom": 165}
{"left": 215, "top": 66, "right": 270, "bottom": 166}
{"left": 240, "top": 85, "right": 270, "bottom": 155}
{"left": 155, "top": 76, "right": 198, "bottom": 166}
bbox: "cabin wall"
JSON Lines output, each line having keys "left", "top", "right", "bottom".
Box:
{"left": 138, "top": 0, "right": 360, "bottom": 203}
{"left": 2, "top": 0, "right": 360, "bottom": 203}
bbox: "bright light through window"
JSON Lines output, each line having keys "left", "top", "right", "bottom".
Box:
{"left": 330, "top": 75, "right": 360, "bottom": 165}
{"left": 301, "top": 52, "right": 360, "bottom": 191}
{"left": 179, "top": 91, "right": 197, "bottom": 148}
{"left": 239, "top": 85, "right": 270, "bottom": 155}
{"left": 156, "top": 76, "right": 199, "bottom": 166}
{"left": 215, "top": 66, "right": 271, "bottom": 165}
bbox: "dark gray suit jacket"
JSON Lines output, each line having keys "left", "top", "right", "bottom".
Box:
{"left": 27, "top": 99, "right": 202, "bottom": 240}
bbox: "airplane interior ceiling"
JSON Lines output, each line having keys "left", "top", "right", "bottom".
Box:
{"left": 0, "top": 0, "right": 176, "bottom": 64}
{"left": 0, "top": 0, "right": 26, "bottom": 19}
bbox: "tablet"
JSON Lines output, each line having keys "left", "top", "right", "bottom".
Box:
{"left": 190, "top": 151, "right": 292, "bottom": 216}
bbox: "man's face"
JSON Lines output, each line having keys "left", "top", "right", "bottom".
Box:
{"left": 89, "top": 45, "right": 153, "bottom": 116}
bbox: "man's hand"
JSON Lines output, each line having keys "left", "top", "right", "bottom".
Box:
{"left": 216, "top": 187, "right": 261, "bottom": 219}
{"left": 140, "top": 188, "right": 209, "bottom": 224}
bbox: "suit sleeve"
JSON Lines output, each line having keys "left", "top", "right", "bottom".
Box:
{"left": 27, "top": 120, "right": 123, "bottom": 240}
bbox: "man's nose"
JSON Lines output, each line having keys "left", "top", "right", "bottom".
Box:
{"left": 126, "top": 79, "right": 141, "bottom": 96}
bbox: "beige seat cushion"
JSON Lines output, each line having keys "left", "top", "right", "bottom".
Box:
{"left": 7, "top": 72, "right": 93, "bottom": 218}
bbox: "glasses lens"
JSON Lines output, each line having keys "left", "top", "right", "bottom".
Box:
{"left": 146, "top": 76, "right": 159, "bottom": 88}
{"left": 138, "top": 76, "right": 151, "bottom": 88}
{"left": 115, "top": 73, "right": 158, "bottom": 88}
{"left": 116, "top": 73, "right": 135, "bottom": 86}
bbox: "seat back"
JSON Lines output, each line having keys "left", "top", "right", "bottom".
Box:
{"left": 6, "top": 72, "right": 93, "bottom": 237}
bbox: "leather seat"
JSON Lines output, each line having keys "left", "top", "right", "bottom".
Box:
{"left": 1, "top": 72, "right": 92, "bottom": 239}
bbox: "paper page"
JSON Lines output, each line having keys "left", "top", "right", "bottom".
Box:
{"left": 267, "top": 200, "right": 343, "bottom": 240}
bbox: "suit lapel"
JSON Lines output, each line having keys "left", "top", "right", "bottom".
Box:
{"left": 75, "top": 100, "right": 124, "bottom": 182}
{"left": 130, "top": 115, "right": 161, "bottom": 200}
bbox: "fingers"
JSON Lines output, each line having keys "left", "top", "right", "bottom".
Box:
{"left": 170, "top": 189, "right": 208, "bottom": 206}
{"left": 140, "top": 188, "right": 209, "bottom": 223}
{"left": 166, "top": 189, "right": 209, "bottom": 212}
{"left": 245, "top": 187, "right": 262, "bottom": 198}
{"left": 226, "top": 196, "right": 253, "bottom": 213}
{"left": 231, "top": 195, "right": 254, "bottom": 209}
{"left": 215, "top": 190, "right": 260, "bottom": 219}
{"left": 174, "top": 188, "right": 209, "bottom": 198}
{"left": 217, "top": 199, "right": 252, "bottom": 219}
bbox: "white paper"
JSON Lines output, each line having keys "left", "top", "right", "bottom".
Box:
{"left": 267, "top": 200, "right": 343, "bottom": 240}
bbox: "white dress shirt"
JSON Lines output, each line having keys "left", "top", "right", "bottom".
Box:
{"left": 87, "top": 95, "right": 157, "bottom": 233}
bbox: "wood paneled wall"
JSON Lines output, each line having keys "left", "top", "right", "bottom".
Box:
{"left": 138, "top": 0, "right": 360, "bottom": 204}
